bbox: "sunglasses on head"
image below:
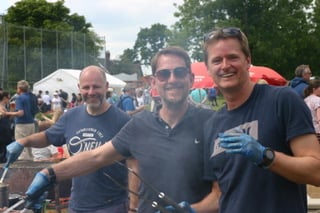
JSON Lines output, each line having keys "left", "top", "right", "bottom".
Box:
{"left": 204, "top": 27, "right": 241, "bottom": 43}
{"left": 154, "top": 67, "right": 190, "bottom": 82}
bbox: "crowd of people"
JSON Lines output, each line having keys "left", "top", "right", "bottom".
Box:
{"left": 1, "top": 27, "right": 320, "bottom": 213}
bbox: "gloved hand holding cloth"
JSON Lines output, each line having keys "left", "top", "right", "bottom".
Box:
{"left": 218, "top": 131, "right": 266, "bottom": 166}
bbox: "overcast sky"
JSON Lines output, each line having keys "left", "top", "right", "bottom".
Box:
{"left": 0, "top": 0, "right": 183, "bottom": 59}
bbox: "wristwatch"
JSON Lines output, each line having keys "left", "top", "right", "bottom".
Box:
{"left": 258, "top": 147, "right": 275, "bottom": 169}
{"left": 47, "top": 167, "right": 57, "bottom": 184}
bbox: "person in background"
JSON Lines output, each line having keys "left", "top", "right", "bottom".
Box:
{"left": 51, "top": 92, "right": 62, "bottom": 112}
{"left": 143, "top": 87, "right": 151, "bottom": 105}
{"left": 59, "top": 89, "right": 69, "bottom": 110}
{"left": 36, "top": 90, "right": 43, "bottom": 99}
{"left": 70, "top": 93, "right": 77, "bottom": 108}
{"left": 150, "top": 87, "right": 161, "bottom": 112}
{"left": 118, "top": 86, "right": 145, "bottom": 115}
{"left": 4, "top": 80, "right": 36, "bottom": 160}
{"left": 106, "top": 88, "right": 116, "bottom": 104}
{"left": 289, "top": 64, "right": 312, "bottom": 98}
{"left": 33, "top": 109, "right": 64, "bottom": 162}
{"left": 18, "top": 46, "right": 218, "bottom": 213}
{"left": 201, "top": 27, "right": 320, "bottom": 213}
{"left": 0, "top": 91, "right": 12, "bottom": 163}
{"left": 136, "top": 89, "right": 144, "bottom": 107}
{"left": 304, "top": 79, "right": 320, "bottom": 142}
{"left": 41, "top": 91, "right": 51, "bottom": 113}
{"left": 39, "top": 109, "right": 63, "bottom": 127}
{"left": 5, "top": 65, "right": 131, "bottom": 213}
{"left": 207, "top": 87, "right": 218, "bottom": 106}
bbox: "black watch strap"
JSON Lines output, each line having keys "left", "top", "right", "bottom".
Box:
{"left": 47, "top": 167, "right": 57, "bottom": 184}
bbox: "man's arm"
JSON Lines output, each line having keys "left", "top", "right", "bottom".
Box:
{"left": 220, "top": 132, "right": 320, "bottom": 186}
{"left": 43, "top": 141, "right": 124, "bottom": 181}
{"left": 191, "top": 181, "right": 220, "bottom": 213}
{"left": 18, "top": 131, "right": 51, "bottom": 148}
{"left": 127, "top": 105, "right": 145, "bottom": 116}
{"left": 269, "top": 134, "right": 320, "bottom": 186}
{"left": 5, "top": 109, "right": 24, "bottom": 117}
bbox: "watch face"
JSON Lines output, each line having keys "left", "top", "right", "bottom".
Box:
{"left": 265, "top": 149, "right": 275, "bottom": 160}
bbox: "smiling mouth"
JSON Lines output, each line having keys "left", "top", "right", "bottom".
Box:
{"left": 219, "top": 72, "right": 235, "bottom": 78}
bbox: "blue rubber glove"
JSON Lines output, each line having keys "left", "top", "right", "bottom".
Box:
{"left": 155, "top": 201, "right": 196, "bottom": 213}
{"left": 24, "top": 172, "right": 52, "bottom": 210}
{"left": 219, "top": 132, "right": 266, "bottom": 165}
{"left": 5, "top": 141, "right": 24, "bottom": 168}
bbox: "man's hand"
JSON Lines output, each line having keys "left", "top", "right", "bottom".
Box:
{"left": 155, "top": 201, "right": 196, "bottom": 213}
{"left": 219, "top": 132, "right": 266, "bottom": 165}
{"left": 24, "top": 171, "right": 54, "bottom": 210}
{"left": 5, "top": 141, "right": 24, "bottom": 168}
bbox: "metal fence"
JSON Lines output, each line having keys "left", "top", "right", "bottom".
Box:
{"left": 0, "top": 21, "right": 105, "bottom": 90}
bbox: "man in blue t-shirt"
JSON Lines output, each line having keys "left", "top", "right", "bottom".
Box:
{"left": 6, "top": 66, "right": 131, "bottom": 213}
{"left": 118, "top": 86, "right": 144, "bottom": 115}
{"left": 5, "top": 80, "right": 36, "bottom": 160}
{"left": 202, "top": 27, "right": 320, "bottom": 213}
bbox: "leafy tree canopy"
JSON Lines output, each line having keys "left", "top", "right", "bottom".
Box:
{"left": 133, "top": 23, "right": 171, "bottom": 65}
{"left": 172, "top": 0, "right": 318, "bottom": 79}
{"left": 5, "top": 0, "right": 92, "bottom": 32}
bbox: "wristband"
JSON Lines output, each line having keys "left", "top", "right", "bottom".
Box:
{"left": 47, "top": 167, "right": 57, "bottom": 184}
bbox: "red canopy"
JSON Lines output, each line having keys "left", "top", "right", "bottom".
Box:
{"left": 249, "top": 65, "right": 287, "bottom": 86}
{"left": 191, "top": 62, "right": 287, "bottom": 87}
{"left": 191, "top": 62, "right": 215, "bottom": 89}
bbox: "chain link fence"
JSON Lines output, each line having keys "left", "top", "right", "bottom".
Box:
{"left": 0, "top": 21, "right": 105, "bottom": 91}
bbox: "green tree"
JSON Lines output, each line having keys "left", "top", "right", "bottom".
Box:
{"left": 173, "top": 0, "right": 318, "bottom": 79}
{"left": 133, "top": 23, "right": 171, "bottom": 65}
{"left": 2, "top": 0, "right": 104, "bottom": 89}
{"left": 108, "top": 48, "right": 142, "bottom": 77}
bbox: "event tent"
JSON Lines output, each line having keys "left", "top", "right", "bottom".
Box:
{"left": 33, "top": 69, "right": 126, "bottom": 96}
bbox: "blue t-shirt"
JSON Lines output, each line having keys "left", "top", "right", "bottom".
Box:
{"left": 204, "top": 84, "right": 314, "bottom": 213}
{"left": 15, "top": 92, "right": 34, "bottom": 124}
{"left": 121, "top": 94, "right": 135, "bottom": 112}
{"left": 113, "top": 105, "right": 213, "bottom": 213}
{"left": 45, "top": 105, "right": 131, "bottom": 211}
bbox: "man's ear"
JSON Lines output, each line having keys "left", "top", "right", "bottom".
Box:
{"left": 189, "top": 72, "right": 195, "bottom": 86}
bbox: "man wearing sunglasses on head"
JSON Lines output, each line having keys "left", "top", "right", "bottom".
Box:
{"left": 202, "top": 27, "right": 320, "bottom": 213}
{"left": 20, "top": 46, "right": 219, "bottom": 213}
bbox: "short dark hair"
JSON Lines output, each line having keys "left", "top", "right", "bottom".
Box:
{"left": 0, "top": 91, "right": 10, "bottom": 101}
{"left": 151, "top": 46, "right": 191, "bottom": 75}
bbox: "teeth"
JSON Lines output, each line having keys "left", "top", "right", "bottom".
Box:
{"left": 221, "top": 73, "right": 234, "bottom": 77}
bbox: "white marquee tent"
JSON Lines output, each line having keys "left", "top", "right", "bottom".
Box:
{"left": 33, "top": 69, "right": 126, "bottom": 96}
